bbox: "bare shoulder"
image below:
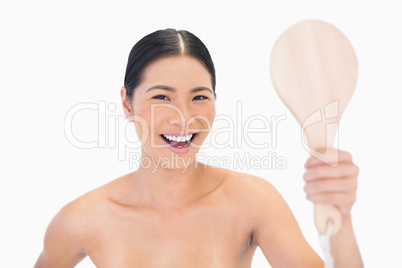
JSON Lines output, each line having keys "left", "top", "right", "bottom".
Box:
{"left": 221, "top": 168, "right": 294, "bottom": 218}
{"left": 43, "top": 184, "right": 108, "bottom": 247}
{"left": 50, "top": 172, "right": 135, "bottom": 235}
{"left": 217, "top": 168, "right": 283, "bottom": 204}
{"left": 35, "top": 194, "right": 92, "bottom": 267}
{"left": 218, "top": 168, "right": 323, "bottom": 266}
{"left": 211, "top": 168, "right": 289, "bottom": 224}
{"left": 35, "top": 173, "right": 130, "bottom": 267}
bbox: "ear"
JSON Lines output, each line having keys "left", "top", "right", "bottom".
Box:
{"left": 121, "top": 86, "right": 134, "bottom": 122}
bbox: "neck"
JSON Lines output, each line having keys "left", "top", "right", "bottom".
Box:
{"left": 134, "top": 152, "right": 208, "bottom": 210}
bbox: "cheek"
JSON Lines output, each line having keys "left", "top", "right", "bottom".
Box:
{"left": 208, "top": 105, "right": 216, "bottom": 121}
{"left": 134, "top": 105, "right": 171, "bottom": 138}
{"left": 131, "top": 102, "right": 152, "bottom": 140}
{"left": 187, "top": 104, "right": 216, "bottom": 140}
{"left": 199, "top": 104, "right": 216, "bottom": 128}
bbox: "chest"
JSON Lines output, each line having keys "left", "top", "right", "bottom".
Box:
{"left": 87, "top": 202, "right": 256, "bottom": 267}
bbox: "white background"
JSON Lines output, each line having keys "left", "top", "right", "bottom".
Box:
{"left": 1, "top": 0, "right": 401, "bottom": 267}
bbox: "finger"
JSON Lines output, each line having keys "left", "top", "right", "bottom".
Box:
{"left": 306, "top": 192, "right": 356, "bottom": 211}
{"left": 303, "top": 178, "right": 358, "bottom": 195}
{"left": 303, "top": 164, "right": 359, "bottom": 182}
{"left": 304, "top": 148, "right": 353, "bottom": 168}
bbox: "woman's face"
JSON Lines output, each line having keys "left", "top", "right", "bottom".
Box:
{"left": 125, "top": 55, "right": 216, "bottom": 169}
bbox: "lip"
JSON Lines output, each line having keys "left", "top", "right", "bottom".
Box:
{"left": 160, "top": 132, "right": 197, "bottom": 136}
{"left": 159, "top": 133, "right": 197, "bottom": 154}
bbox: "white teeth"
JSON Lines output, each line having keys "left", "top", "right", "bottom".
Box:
{"left": 163, "top": 134, "right": 193, "bottom": 142}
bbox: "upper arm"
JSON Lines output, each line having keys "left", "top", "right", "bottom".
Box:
{"left": 249, "top": 176, "right": 323, "bottom": 268}
{"left": 35, "top": 200, "right": 88, "bottom": 268}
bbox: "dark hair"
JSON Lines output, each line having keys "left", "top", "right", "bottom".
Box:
{"left": 124, "top": 29, "right": 216, "bottom": 99}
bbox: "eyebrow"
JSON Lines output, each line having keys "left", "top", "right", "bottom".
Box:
{"left": 146, "top": 85, "right": 213, "bottom": 94}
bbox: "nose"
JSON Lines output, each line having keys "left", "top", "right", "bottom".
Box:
{"left": 167, "top": 102, "right": 194, "bottom": 129}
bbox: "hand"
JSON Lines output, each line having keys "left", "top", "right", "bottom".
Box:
{"left": 303, "top": 148, "right": 359, "bottom": 217}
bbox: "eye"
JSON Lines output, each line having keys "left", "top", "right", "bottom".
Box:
{"left": 152, "top": 95, "right": 170, "bottom": 101}
{"left": 193, "top": 95, "right": 209, "bottom": 101}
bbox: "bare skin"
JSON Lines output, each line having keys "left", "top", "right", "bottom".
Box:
{"left": 35, "top": 55, "right": 362, "bottom": 267}
{"left": 35, "top": 165, "right": 323, "bottom": 268}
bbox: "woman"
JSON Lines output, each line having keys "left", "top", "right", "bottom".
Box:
{"left": 35, "top": 29, "right": 363, "bottom": 267}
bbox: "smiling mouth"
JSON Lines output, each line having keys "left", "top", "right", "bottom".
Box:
{"left": 160, "top": 133, "right": 197, "bottom": 148}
